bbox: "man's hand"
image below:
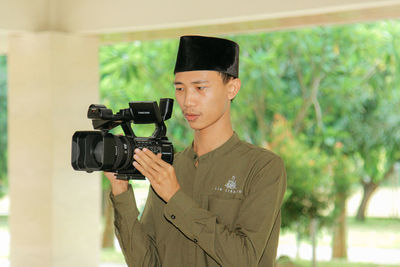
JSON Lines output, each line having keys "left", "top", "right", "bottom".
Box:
{"left": 133, "top": 148, "right": 180, "bottom": 202}
{"left": 104, "top": 171, "right": 129, "bottom": 196}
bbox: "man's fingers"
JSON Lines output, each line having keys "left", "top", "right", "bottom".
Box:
{"left": 156, "top": 154, "right": 171, "bottom": 168}
{"left": 133, "top": 156, "right": 157, "bottom": 178}
{"left": 142, "top": 148, "right": 163, "bottom": 163}
{"left": 136, "top": 148, "right": 164, "bottom": 172}
{"left": 142, "top": 148, "right": 170, "bottom": 169}
{"left": 132, "top": 161, "right": 152, "bottom": 180}
{"left": 133, "top": 150, "right": 152, "bottom": 169}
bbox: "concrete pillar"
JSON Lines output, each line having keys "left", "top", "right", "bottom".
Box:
{"left": 8, "top": 32, "right": 101, "bottom": 267}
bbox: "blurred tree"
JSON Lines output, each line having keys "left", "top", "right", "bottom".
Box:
{"left": 330, "top": 143, "right": 358, "bottom": 258}
{"left": 322, "top": 21, "right": 400, "bottom": 221}
{"left": 268, "top": 114, "right": 333, "bottom": 262}
{"left": 353, "top": 23, "right": 400, "bottom": 221}
{"left": 0, "top": 55, "right": 7, "bottom": 199}
{"left": 228, "top": 21, "right": 400, "bottom": 258}
{"left": 319, "top": 21, "right": 400, "bottom": 222}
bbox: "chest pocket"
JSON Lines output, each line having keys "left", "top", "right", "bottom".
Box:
{"left": 207, "top": 195, "right": 243, "bottom": 229}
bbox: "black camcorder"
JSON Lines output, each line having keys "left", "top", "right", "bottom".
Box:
{"left": 71, "top": 98, "right": 174, "bottom": 180}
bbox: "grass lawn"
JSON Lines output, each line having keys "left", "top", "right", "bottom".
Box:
{"left": 292, "top": 259, "right": 399, "bottom": 267}
{"left": 279, "top": 217, "right": 400, "bottom": 249}
{"left": 347, "top": 217, "right": 400, "bottom": 249}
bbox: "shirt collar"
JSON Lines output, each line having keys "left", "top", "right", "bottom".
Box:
{"left": 186, "top": 131, "right": 240, "bottom": 161}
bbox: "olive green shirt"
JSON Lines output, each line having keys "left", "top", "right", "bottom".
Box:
{"left": 110, "top": 132, "right": 287, "bottom": 267}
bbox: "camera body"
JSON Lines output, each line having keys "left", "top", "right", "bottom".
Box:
{"left": 71, "top": 98, "right": 174, "bottom": 180}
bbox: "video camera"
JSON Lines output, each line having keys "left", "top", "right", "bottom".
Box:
{"left": 71, "top": 98, "right": 174, "bottom": 180}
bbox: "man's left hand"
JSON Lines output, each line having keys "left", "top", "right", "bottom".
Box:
{"left": 133, "top": 148, "right": 180, "bottom": 202}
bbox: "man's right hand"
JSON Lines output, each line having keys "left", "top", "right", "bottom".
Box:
{"left": 104, "top": 171, "right": 129, "bottom": 196}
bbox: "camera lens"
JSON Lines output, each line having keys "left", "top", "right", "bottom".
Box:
{"left": 113, "top": 137, "right": 125, "bottom": 169}
{"left": 112, "top": 136, "right": 134, "bottom": 170}
{"left": 71, "top": 140, "right": 80, "bottom": 164}
{"left": 93, "top": 141, "right": 103, "bottom": 165}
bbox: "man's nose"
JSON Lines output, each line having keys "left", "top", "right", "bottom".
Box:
{"left": 183, "top": 89, "right": 196, "bottom": 107}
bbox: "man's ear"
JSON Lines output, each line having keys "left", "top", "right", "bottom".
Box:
{"left": 227, "top": 78, "right": 241, "bottom": 100}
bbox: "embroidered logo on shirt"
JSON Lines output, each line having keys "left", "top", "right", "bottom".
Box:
{"left": 215, "top": 176, "right": 242, "bottom": 194}
{"left": 225, "top": 176, "right": 237, "bottom": 190}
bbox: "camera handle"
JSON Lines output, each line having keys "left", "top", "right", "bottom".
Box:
{"left": 151, "top": 121, "right": 167, "bottom": 139}
{"left": 121, "top": 121, "right": 136, "bottom": 138}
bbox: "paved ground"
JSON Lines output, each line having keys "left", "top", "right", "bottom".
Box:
{"left": 0, "top": 260, "right": 127, "bottom": 267}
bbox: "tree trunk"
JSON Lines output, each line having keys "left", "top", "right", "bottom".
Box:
{"left": 102, "top": 188, "right": 115, "bottom": 248}
{"left": 310, "top": 218, "right": 318, "bottom": 267}
{"left": 293, "top": 75, "right": 323, "bottom": 134}
{"left": 332, "top": 194, "right": 347, "bottom": 259}
{"left": 355, "top": 165, "right": 395, "bottom": 221}
{"left": 296, "top": 230, "right": 301, "bottom": 259}
{"left": 355, "top": 180, "right": 378, "bottom": 221}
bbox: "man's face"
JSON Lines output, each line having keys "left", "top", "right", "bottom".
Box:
{"left": 174, "top": 70, "right": 237, "bottom": 131}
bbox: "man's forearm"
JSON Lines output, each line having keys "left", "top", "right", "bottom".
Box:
{"left": 110, "top": 185, "right": 161, "bottom": 267}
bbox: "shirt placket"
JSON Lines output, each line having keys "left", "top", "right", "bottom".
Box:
{"left": 193, "top": 155, "right": 206, "bottom": 203}
{"left": 193, "top": 154, "right": 208, "bottom": 267}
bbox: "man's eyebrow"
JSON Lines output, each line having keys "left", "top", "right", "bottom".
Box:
{"left": 173, "top": 80, "right": 210, "bottom": 85}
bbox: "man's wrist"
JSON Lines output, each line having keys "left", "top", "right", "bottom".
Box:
{"left": 111, "top": 181, "right": 129, "bottom": 196}
{"left": 165, "top": 186, "right": 181, "bottom": 203}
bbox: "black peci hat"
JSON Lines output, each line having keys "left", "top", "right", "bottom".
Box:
{"left": 173, "top": 35, "right": 239, "bottom": 78}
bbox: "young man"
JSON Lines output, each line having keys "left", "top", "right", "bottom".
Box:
{"left": 105, "top": 35, "right": 287, "bottom": 267}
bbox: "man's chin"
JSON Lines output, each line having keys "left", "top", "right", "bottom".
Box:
{"left": 188, "top": 124, "right": 201, "bottom": 131}
{"left": 187, "top": 121, "right": 204, "bottom": 131}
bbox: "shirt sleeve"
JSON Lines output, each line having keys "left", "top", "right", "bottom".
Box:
{"left": 163, "top": 156, "right": 287, "bottom": 267}
{"left": 110, "top": 184, "right": 161, "bottom": 267}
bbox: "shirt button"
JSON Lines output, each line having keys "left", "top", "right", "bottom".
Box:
{"left": 171, "top": 214, "right": 176, "bottom": 219}
{"left": 193, "top": 238, "right": 198, "bottom": 243}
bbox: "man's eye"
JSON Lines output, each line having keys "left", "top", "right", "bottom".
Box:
{"left": 197, "top": 87, "right": 206, "bottom": 90}
{"left": 175, "top": 87, "right": 183, "bottom": 91}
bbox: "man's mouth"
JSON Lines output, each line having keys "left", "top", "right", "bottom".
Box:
{"left": 184, "top": 113, "right": 200, "bottom": 121}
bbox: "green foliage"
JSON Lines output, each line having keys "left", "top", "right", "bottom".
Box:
{"left": 0, "top": 56, "right": 7, "bottom": 198}
{"left": 268, "top": 114, "right": 333, "bottom": 235}
{"left": 315, "top": 22, "right": 400, "bottom": 183}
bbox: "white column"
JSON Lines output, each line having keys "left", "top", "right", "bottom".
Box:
{"left": 8, "top": 32, "right": 101, "bottom": 267}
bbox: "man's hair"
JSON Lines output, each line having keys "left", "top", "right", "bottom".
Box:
{"left": 218, "top": 72, "right": 236, "bottom": 85}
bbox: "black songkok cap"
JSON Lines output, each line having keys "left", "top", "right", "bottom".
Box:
{"left": 173, "top": 35, "right": 239, "bottom": 78}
